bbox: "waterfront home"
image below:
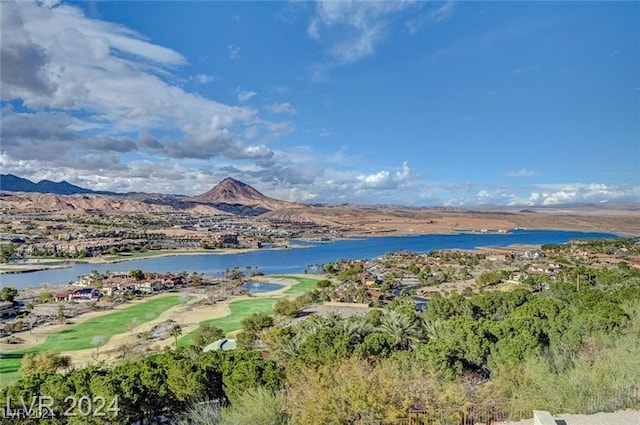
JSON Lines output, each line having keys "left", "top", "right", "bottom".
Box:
{"left": 55, "top": 288, "right": 101, "bottom": 302}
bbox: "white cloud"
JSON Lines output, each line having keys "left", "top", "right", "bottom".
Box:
{"left": 237, "top": 90, "right": 257, "bottom": 102}
{"left": 307, "top": 1, "right": 454, "bottom": 73}
{"left": 308, "top": 1, "right": 409, "bottom": 65}
{"left": 406, "top": 1, "right": 454, "bottom": 34}
{"left": 506, "top": 168, "right": 536, "bottom": 177}
{"left": 525, "top": 183, "right": 640, "bottom": 206}
{"left": 228, "top": 45, "right": 240, "bottom": 60}
{"left": 1, "top": 0, "right": 290, "bottom": 166}
{"left": 191, "top": 73, "right": 216, "bottom": 84}
{"left": 358, "top": 170, "right": 391, "bottom": 188}
{"left": 266, "top": 102, "right": 296, "bottom": 115}
{"left": 355, "top": 161, "right": 417, "bottom": 190}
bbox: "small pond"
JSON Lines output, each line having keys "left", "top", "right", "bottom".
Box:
{"left": 241, "top": 281, "right": 285, "bottom": 293}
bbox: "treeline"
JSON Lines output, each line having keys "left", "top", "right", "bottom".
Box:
{"left": 1, "top": 349, "right": 280, "bottom": 425}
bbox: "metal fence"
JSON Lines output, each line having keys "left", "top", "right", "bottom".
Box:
{"left": 583, "top": 384, "right": 640, "bottom": 414}
{"left": 355, "top": 401, "right": 517, "bottom": 425}
{"left": 356, "top": 385, "right": 640, "bottom": 425}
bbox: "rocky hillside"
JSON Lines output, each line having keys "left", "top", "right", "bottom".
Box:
{"left": 191, "top": 177, "right": 298, "bottom": 214}
{"left": 0, "top": 192, "right": 224, "bottom": 214}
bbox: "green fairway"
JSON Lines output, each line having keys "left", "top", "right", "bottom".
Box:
{"left": 0, "top": 295, "right": 182, "bottom": 384}
{"left": 1, "top": 275, "right": 320, "bottom": 384}
{"left": 280, "top": 276, "right": 319, "bottom": 294}
{"left": 179, "top": 275, "right": 320, "bottom": 346}
{"left": 179, "top": 298, "right": 277, "bottom": 346}
{"left": 39, "top": 295, "right": 183, "bottom": 351}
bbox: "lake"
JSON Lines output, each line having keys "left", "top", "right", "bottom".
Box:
{"left": 0, "top": 230, "right": 618, "bottom": 289}
{"left": 241, "top": 281, "right": 285, "bottom": 293}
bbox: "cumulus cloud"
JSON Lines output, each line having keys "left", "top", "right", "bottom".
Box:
{"left": 469, "top": 183, "right": 640, "bottom": 207}
{"left": 0, "top": 0, "right": 290, "bottom": 173}
{"left": 266, "top": 102, "right": 296, "bottom": 115}
{"left": 525, "top": 183, "right": 640, "bottom": 205}
{"left": 237, "top": 90, "right": 257, "bottom": 103}
{"left": 355, "top": 161, "right": 417, "bottom": 190}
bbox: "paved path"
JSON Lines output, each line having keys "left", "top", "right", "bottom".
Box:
{"left": 498, "top": 410, "right": 640, "bottom": 425}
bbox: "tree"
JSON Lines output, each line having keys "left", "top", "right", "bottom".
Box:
{"left": 316, "top": 279, "right": 332, "bottom": 289}
{"left": 127, "top": 317, "right": 139, "bottom": 335}
{"left": 274, "top": 298, "right": 300, "bottom": 318}
{"left": 129, "top": 269, "right": 144, "bottom": 281}
{"left": 21, "top": 350, "right": 71, "bottom": 375}
{"left": 241, "top": 312, "right": 274, "bottom": 334}
{"left": 476, "top": 270, "right": 505, "bottom": 288}
{"left": 23, "top": 314, "right": 38, "bottom": 334}
{"left": 237, "top": 312, "right": 274, "bottom": 349}
{"left": 376, "top": 310, "right": 422, "bottom": 350}
{"left": 39, "top": 290, "right": 54, "bottom": 303}
{"left": 91, "top": 335, "right": 108, "bottom": 358}
{"left": 56, "top": 303, "right": 65, "bottom": 323}
{"left": 170, "top": 324, "right": 183, "bottom": 348}
{"left": 0, "top": 286, "right": 18, "bottom": 302}
{"left": 193, "top": 324, "right": 226, "bottom": 347}
{"left": 0, "top": 244, "right": 16, "bottom": 263}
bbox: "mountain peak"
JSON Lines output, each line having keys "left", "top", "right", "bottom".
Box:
{"left": 196, "top": 177, "right": 266, "bottom": 202}
{"left": 192, "top": 177, "right": 294, "bottom": 212}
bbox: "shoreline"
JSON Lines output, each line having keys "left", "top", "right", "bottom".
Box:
{"left": 0, "top": 246, "right": 283, "bottom": 275}
{"left": 0, "top": 228, "right": 622, "bottom": 287}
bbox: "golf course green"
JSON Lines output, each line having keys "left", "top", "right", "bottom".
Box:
{"left": 0, "top": 276, "right": 321, "bottom": 384}
{"left": 0, "top": 294, "right": 183, "bottom": 384}
{"left": 179, "top": 275, "right": 320, "bottom": 345}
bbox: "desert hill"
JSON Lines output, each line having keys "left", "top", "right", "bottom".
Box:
{"left": 191, "top": 177, "right": 298, "bottom": 214}
{"left": 0, "top": 192, "right": 225, "bottom": 215}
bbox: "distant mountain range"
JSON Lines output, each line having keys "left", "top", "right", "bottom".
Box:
{"left": 0, "top": 174, "right": 640, "bottom": 215}
{"left": 1, "top": 174, "right": 639, "bottom": 235}
{"left": 0, "top": 174, "right": 297, "bottom": 216}
{"left": 0, "top": 174, "right": 111, "bottom": 195}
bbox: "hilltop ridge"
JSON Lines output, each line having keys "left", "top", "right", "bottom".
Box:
{"left": 190, "top": 177, "right": 297, "bottom": 213}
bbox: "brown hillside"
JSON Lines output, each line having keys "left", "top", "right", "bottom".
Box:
{"left": 0, "top": 193, "right": 225, "bottom": 214}
{"left": 191, "top": 177, "right": 296, "bottom": 211}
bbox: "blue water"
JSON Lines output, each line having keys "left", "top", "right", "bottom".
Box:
{"left": 0, "top": 230, "right": 617, "bottom": 289}
{"left": 241, "top": 282, "right": 285, "bottom": 293}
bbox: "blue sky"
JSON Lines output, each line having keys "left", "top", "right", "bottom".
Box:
{"left": 1, "top": 1, "right": 638, "bottom": 206}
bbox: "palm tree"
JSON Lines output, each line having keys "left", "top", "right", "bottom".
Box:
{"left": 320, "top": 311, "right": 343, "bottom": 327}
{"left": 342, "top": 316, "right": 373, "bottom": 344}
{"left": 421, "top": 317, "right": 442, "bottom": 341}
{"left": 170, "top": 324, "right": 183, "bottom": 348}
{"left": 376, "top": 310, "right": 422, "bottom": 350}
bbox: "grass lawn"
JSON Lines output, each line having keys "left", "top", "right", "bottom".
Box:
{"left": 179, "top": 275, "right": 320, "bottom": 346}
{"left": 280, "top": 276, "right": 320, "bottom": 295}
{"left": 0, "top": 295, "right": 182, "bottom": 384}
{"left": 179, "top": 298, "right": 277, "bottom": 346}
